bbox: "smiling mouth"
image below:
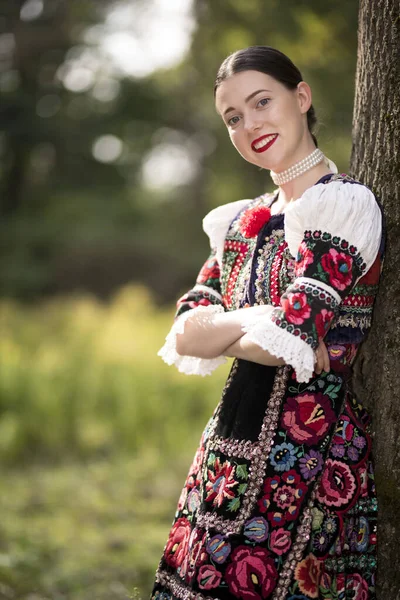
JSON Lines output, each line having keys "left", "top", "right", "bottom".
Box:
{"left": 252, "top": 134, "right": 278, "bottom": 153}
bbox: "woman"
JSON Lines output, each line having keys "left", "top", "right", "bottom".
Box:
{"left": 151, "top": 46, "right": 383, "bottom": 600}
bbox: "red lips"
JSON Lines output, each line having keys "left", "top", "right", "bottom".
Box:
{"left": 251, "top": 134, "right": 278, "bottom": 153}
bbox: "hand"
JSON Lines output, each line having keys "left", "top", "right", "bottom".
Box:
{"left": 314, "top": 339, "right": 330, "bottom": 374}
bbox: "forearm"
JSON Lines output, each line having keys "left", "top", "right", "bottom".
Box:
{"left": 224, "top": 333, "right": 286, "bottom": 367}
{"left": 176, "top": 305, "right": 272, "bottom": 359}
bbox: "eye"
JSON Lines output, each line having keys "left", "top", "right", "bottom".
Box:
{"left": 227, "top": 115, "right": 241, "bottom": 127}
{"left": 257, "top": 97, "right": 270, "bottom": 107}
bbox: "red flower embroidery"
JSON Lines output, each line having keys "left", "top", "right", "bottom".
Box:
{"left": 332, "top": 414, "right": 355, "bottom": 445}
{"left": 316, "top": 459, "right": 357, "bottom": 508}
{"left": 240, "top": 206, "right": 271, "bottom": 238}
{"left": 315, "top": 309, "right": 335, "bottom": 339}
{"left": 197, "top": 564, "right": 222, "bottom": 590}
{"left": 281, "top": 292, "right": 311, "bottom": 325}
{"left": 270, "top": 528, "right": 292, "bottom": 555}
{"left": 295, "top": 241, "right": 315, "bottom": 276}
{"left": 181, "top": 528, "right": 208, "bottom": 583}
{"left": 197, "top": 258, "right": 220, "bottom": 285}
{"left": 294, "top": 553, "right": 322, "bottom": 599}
{"left": 282, "top": 393, "right": 336, "bottom": 445}
{"left": 321, "top": 248, "right": 353, "bottom": 291}
{"left": 337, "top": 573, "right": 369, "bottom": 600}
{"left": 225, "top": 546, "right": 278, "bottom": 600}
{"left": 164, "top": 517, "right": 191, "bottom": 568}
{"left": 205, "top": 457, "right": 238, "bottom": 507}
{"left": 258, "top": 471, "right": 307, "bottom": 527}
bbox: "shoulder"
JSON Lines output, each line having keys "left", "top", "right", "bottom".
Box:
{"left": 202, "top": 193, "right": 275, "bottom": 265}
{"left": 285, "top": 175, "right": 382, "bottom": 270}
{"left": 202, "top": 193, "right": 276, "bottom": 242}
{"left": 289, "top": 174, "right": 379, "bottom": 218}
{"left": 202, "top": 199, "right": 252, "bottom": 238}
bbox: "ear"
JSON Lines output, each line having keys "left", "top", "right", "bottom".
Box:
{"left": 297, "top": 81, "right": 312, "bottom": 114}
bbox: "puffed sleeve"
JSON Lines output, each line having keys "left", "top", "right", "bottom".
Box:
{"left": 242, "top": 181, "right": 382, "bottom": 383}
{"left": 158, "top": 199, "right": 251, "bottom": 376}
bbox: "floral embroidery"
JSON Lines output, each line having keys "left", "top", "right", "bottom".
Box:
{"left": 295, "top": 241, "right": 314, "bottom": 276}
{"left": 336, "top": 572, "right": 369, "bottom": 600}
{"left": 205, "top": 457, "right": 239, "bottom": 507}
{"left": 206, "top": 534, "right": 231, "bottom": 564}
{"left": 294, "top": 553, "right": 322, "bottom": 599}
{"left": 321, "top": 247, "right": 354, "bottom": 290}
{"left": 179, "top": 528, "right": 208, "bottom": 583}
{"left": 197, "top": 564, "right": 222, "bottom": 590}
{"left": 270, "top": 527, "right": 292, "bottom": 555}
{"left": 243, "top": 516, "right": 270, "bottom": 542}
{"left": 225, "top": 546, "right": 278, "bottom": 600}
{"left": 281, "top": 291, "right": 311, "bottom": 325}
{"left": 299, "top": 449, "right": 324, "bottom": 480}
{"left": 316, "top": 459, "right": 357, "bottom": 508}
{"left": 281, "top": 392, "right": 337, "bottom": 445}
{"left": 270, "top": 442, "right": 298, "bottom": 472}
{"left": 271, "top": 230, "right": 367, "bottom": 351}
{"left": 164, "top": 517, "right": 191, "bottom": 568}
{"left": 258, "top": 470, "right": 307, "bottom": 526}
{"left": 175, "top": 250, "right": 223, "bottom": 319}
{"left": 315, "top": 308, "right": 335, "bottom": 339}
{"left": 153, "top": 176, "right": 381, "bottom": 600}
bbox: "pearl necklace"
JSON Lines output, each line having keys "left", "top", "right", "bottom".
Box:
{"left": 270, "top": 148, "right": 325, "bottom": 185}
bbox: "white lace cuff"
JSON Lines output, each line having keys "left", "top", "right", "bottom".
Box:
{"left": 158, "top": 304, "right": 227, "bottom": 376}
{"left": 242, "top": 313, "right": 315, "bottom": 383}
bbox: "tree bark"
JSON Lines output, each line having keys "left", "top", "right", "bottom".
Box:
{"left": 350, "top": 1, "right": 400, "bottom": 598}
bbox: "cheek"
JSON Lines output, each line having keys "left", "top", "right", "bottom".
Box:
{"left": 230, "top": 129, "right": 247, "bottom": 151}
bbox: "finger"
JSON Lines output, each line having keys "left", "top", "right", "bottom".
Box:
{"left": 315, "top": 349, "right": 322, "bottom": 374}
{"left": 323, "top": 343, "right": 330, "bottom": 372}
{"left": 319, "top": 340, "right": 330, "bottom": 372}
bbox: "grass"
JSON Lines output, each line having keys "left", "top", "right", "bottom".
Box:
{"left": 0, "top": 287, "right": 231, "bottom": 598}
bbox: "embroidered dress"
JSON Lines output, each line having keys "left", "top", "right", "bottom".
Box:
{"left": 152, "top": 174, "right": 384, "bottom": 600}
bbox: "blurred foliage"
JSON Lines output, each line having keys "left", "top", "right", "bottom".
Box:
{"left": 0, "top": 285, "right": 229, "bottom": 464}
{"left": 0, "top": 286, "right": 230, "bottom": 597}
{"left": 0, "top": 0, "right": 358, "bottom": 301}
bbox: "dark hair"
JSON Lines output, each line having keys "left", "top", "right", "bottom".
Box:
{"left": 214, "top": 46, "right": 318, "bottom": 147}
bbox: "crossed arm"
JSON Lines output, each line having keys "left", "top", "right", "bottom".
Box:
{"left": 175, "top": 305, "right": 330, "bottom": 375}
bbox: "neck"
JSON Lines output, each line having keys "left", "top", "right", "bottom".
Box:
{"left": 277, "top": 162, "right": 333, "bottom": 203}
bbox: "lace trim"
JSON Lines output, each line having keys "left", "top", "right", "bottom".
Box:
{"left": 242, "top": 314, "right": 315, "bottom": 383}
{"left": 158, "top": 304, "right": 227, "bottom": 376}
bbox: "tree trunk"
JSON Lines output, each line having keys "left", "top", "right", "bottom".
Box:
{"left": 350, "top": 1, "right": 400, "bottom": 598}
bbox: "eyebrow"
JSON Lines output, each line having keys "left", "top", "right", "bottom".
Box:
{"left": 222, "top": 89, "right": 272, "bottom": 116}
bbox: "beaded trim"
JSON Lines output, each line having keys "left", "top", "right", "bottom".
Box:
{"left": 255, "top": 229, "right": 286, "bottom": 306}
{"left": 295, "top": 276, "right": 341, "bottom": 303}
{"left": 271, "top": 491, "right": 316, "bottom": 600}
{"left": 155, "top": 570, "right": 214, "bottom": 600}
{"left": 196, "top": 365, "right": 290, "bottom": 534}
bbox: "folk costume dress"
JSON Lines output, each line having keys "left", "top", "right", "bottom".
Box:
{"left": 152, "top": 173, "right": 384, "bottom": 600}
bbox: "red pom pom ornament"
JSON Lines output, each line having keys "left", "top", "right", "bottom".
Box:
{"left": 239, "top": 206, "right": 272, "bottom": 238}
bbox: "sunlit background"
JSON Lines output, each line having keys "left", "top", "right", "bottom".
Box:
{"left": 0, "top": 0, "right": 358, "bottom": 597}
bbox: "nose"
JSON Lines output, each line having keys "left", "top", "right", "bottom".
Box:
{"left": 243, "top": 113, "right": 262, "bottom": 132}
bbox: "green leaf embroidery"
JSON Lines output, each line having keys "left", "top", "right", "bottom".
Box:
{"left": 238, "top": 483, "right": 248, "bottom": 495}
{"left": 236, "top": 464, "right": 248, "bottom": 480}
{"left": 207, "top": 452, "right": 216, "bottom": 466}
{"left": 227, "top": 496, "right": 241, "bottom": 512}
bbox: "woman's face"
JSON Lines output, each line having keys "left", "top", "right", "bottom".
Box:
{"left": 215, "top": 70, "right": 312, "bottom": 172}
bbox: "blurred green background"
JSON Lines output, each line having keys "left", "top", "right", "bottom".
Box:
{"left": 0, "top": 0, "right": 358, "bottom": 598}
